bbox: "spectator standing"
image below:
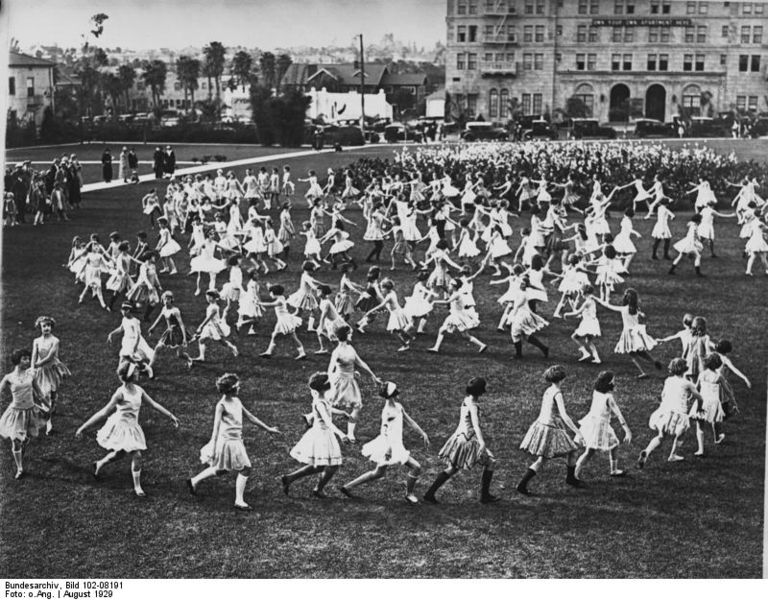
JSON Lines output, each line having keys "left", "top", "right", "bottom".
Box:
{"left": 164, "top": 146, "right": 176, "bottom": 178}
{"left": 153, "top": 147, "right": 164, "bottom": 179}
{"left": 10, "top": 165, "right": 29, "bottom": 224}
{"left": 101, "top": 148, "right": 113, "bottom": 183}
{"left": 127, "top": 147, "right": 139, "bottom": 182}
{"left": 119, "top": 147, "right": 129, "bottom": 183}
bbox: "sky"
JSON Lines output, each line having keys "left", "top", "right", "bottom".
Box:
{"left": 6, "top": 0, "right": 446, "bottom": 51}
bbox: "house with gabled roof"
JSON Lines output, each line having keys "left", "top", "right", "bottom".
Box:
{"left": 8, "top": 51, "right": 55, "bottom": 128}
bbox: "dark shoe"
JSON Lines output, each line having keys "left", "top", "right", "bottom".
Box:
{"left": 234, "top": 503, "right": 253, "bottom": 511}
{"left": 480, "top": 493, "right": 501, "bottom": 504}
{"left": 637, "top": 450, "right": 647, "bottom": 469}
{"left": 339, "top": 485, "right": 355, "bottom": 498}
{"left": 280, "top": 475, "right": 290, "bottom": 496}
{"left": 187, "top": 478, "right": 197, "bottom": 496}
{"left": 311, "top": 488, "right": 328, "bottom": 499}
{"left": 516, "top": 483, "right": 532, "bottom": 496}
{"left": 566, "top": 478, "right": 583, "bottom": 488}
{"left": 422, "top": 493, "right": 438, "bottom": 504}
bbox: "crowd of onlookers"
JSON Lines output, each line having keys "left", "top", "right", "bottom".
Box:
{"left": 99, "top": 145, "right": 178, "bottom": 184}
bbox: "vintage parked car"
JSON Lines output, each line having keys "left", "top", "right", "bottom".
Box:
{"left": 633, "top": 119, "right": 676, "bottom": 138}
{"left": 522, "top": 119, "right": 559, "bottom": 141}
{"left": 571, "top": 118, "right": 617, "bottom": 139}
{"left": 383, "top": 122, "right": 424, "bottom": 143}
{"left": 686, "top": 116, "right": 731, "bottom": 138}
{"left": 461, "top": 121, "right": 509, "bottom": 142}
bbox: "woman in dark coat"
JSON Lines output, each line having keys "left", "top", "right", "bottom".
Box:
{"left": 153, "top": 147, "right": 164, "bottom": 179}
{"left": 101, "top": 148, "right": 113, "bottom": 183}
{"left": 163, "top": 146, "right": 176, "bottom": 177}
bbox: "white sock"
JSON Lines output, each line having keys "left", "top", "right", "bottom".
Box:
{"left": 132, "top": 469, "right": 143, "bottom": 493}
{"left": 235, "top": 473, "right": 248, "bottom": 505}
{"left": 12, "top": 450, "right": 23, "bottom": 472}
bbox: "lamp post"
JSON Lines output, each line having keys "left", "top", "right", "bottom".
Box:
{"left": 358, "top": 34, "right": 366, "bottom": 139}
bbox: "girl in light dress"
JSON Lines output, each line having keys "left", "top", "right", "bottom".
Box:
{"left": 31, "top": 317, "right": 71, "bottom": 435}
{"left": 456, "top": 217, "right": 481, "bottom": 262}
{"left": 287, "top": 262, "right": 328, "bottom": 332}
{"left": 516, "top": 365, "right": 584, "bottom": 495}
{"left": 190, "top": 290, "right": 239, "bottom": 365}
{"left": 188, "top": 373, "right": 281, "bottom": 511}
{"left": 187, "top": 216, "right": 206, "bottom": 257}
{"left": 189, "top": 229, "right": 228, "bottom": 296}
{"left": 651, "top": 198, "right": 675, "bottom": 260}
{"left": 299, "top": 170, "right": 324, "bottom": 207}
{"left": 355, "top": 266, "right": 383, "bottom": 333}
{"left": 552, "top": 254, "right": 590, "bottom": 319}
{"left": 638, "top": 358, "right": 704, "bottom": 467}
{"left": 236, "top": 269, "right": 264, "bottom": 335}
{"left": 65, "top": 237, "right": 88, "bottom": 284}
{"left": 363, "top": 202, "right": 389, "bottom": 263}
{"left": 155, "top": 217, "right": 181, "bottom": 275}
{"left": 147, "top": 291, "right": 192, "bottom": 370}
{"left": 277, "top": 203, "right": 295, "bottom": 258}
{"left": 107, "top": 302, "right": 155, "bottom": 379}
{"left": 282, "top": 165, "right": 295, "bottom": 198}
{"left": 106, "top": 241, "right": 138, "bottom": 311}
{"left": 0, "top": 349, "right": 49, "bottom": 479}
{"left": 427, "top": 279, "right": 488, "bottom": 354}
{"left": 424, "top": 240, "right": 462, "bottom": 298}
{"left": 362, "top": 278, "right": 413, "bottom": 352}
{"left": 242, "top": 217, "right": 271, "bottom": 274}
{"left": 300, "top": 221, "right": 324, "bottom": 269}
{"left": 690, "top": 353, "right": 727, "bottom": 456}
{"left": 594, "top": 245, "right": 625, "bottom": 302}
{"left": 525, "top": 253, "right": 553, "bottom": 313}
{"left": 386, "top": 216, "right": 418, "bottom": 271}
{"left": 264, "top": 217, "right": 288, "bottom": 271}
{"left": 574, "top": 371, "right": 632, "bottom": 479}
{"left": 340, "top": 381, "right": 430, "bottom": 505}
{"left": 125, "top": 251, "right": 163, "bottom": 323}
{"left": 744, "top": 210, "right": 768, "bottom": 276}
{"left": 75, "top": 362, "right": 179, "bottom": 497}
{"left": 404, "top": 270, "right": 437, "bottom": 335}
{"left": 77, "top": 240, "right": 113, "bottom": 309}
{"left": 506, "top": 276, "right": 550, "bottom": 359}
{"left": 594, "top": 288, "right": 662, "bottom": 378}
{"left": 281, "top": 372, "right": 349, "bottom": 498}
{"left": 612, "top": 208, "right": 642, "bottom": 270}
{"left": 335, "top": 263, "right": 364, "bottom": 321}
{"left": 321, "top": 222, "right": 356, "bottom": 269}
{"left": 315, "top": 285, "right": 348, "bottom": 354}
{"left": 685, "top": 316, "right": 713, "bottom": 381}
{"left": 483, "top": 225, "right": 514, "bottom": 276}
{"left": 491, "top": 262, "right": 524, "bottom": 331}
{"left": 259, "top": 284, "right": 307, "bottom": 360}
{"left": 423, "top": 377, "right": 500, "bottom": 504}
{"left": 220, "top": 255, "right": 244, "bottom": 318}
{"left": 563, "top": 285, "right": 602, "bottom": 364}
{"left": 668, "top": 213, "right": 705, "bottom": 277}
{"left": 696, "top": 201, "right": 736, "bottom": 258}
{"left": 619, "top": 175, "right": 651, "bottom": 214}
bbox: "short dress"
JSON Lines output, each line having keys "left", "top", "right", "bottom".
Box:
{"left": 506, "top": 293, "right": 549, "bottom": 338}
{"left": 520, "top": 386, "right": 580, "bottom": 458}
{"left": 302, "top": 230, "right": 322, "bottom": 256}
{"left": 119, "top": 316, "right": 155, "bottom": 363}
{"left": 558, "top": 265, "right": 589, "bottom": 295}
{"left": 488, "top": 233, "right": 513, "bottom": 259}
{"left": 190, "top": 240, "right": 227, "bottom": 274}
{"left": 578, "top": 391, "right": 620, "bottom": 451}
{"left": 363, "top": 212, "right": 385, "bottom": 242}
{"left": 355, "top": 281, "right": 382, "bottom": 312}
{"left": 613, "top": 307, "right": 657, "bottom": 354}
{"left": 526, "top": 269, "right": 548, "bottom": 303}
{"left": 403, "top": 282, "right": 434, "bottom": 318}
{"left": 221, "top": 266, "right": 243, "bottom": 303}
{"left": 442, "top": 293, "right": 480, "bottom": 333}
{"left": 648, "top": 376, "right": 692, "bottom": 436}
{"left": 651, "top": 205, "right": 673, "bottom": 239}
{"left": 96, "top": 385, "right": 148, "bottom": 452}
{"left": 0, "top": 369, "right": 46, "bottom": 442}
{"left": 438, "top": 398, "right": 491, "bottom": 470}
{"left": 612, "top": 217, "right": 637, "bottom": 254}
{"left": 457, "top": 230, "right": 481, "bottom": 258}
{"left": 427, "top": 251, "right": 452, "bottom": 289}
{"left": 158, "top": 307, "right": 189, "bottom": 348}
{"left": 696, "top": 207, "right": 716, "bottom": 240}
{"left": 290, "top": 395, "right": 343, "bottom": 467}
{"left": 689, "top": 370, "right": 724, "bottom": 424}
{"left": 157, "top": 229, "right": 181, "bottom": 258}
{"left": 83, "top": 252, "right": 108, "bottom": 289}
{"left": 329, "top": 344, "right": 363, "bottom": 410}
{"left": 744, "top": 220, "right": 768, "bottom": 254}
{"left": 32, "top": 336, "right": 71, "bottom": 396}
{"left": 673, "top": 222, "right": 704, "bottom": 255}
{"left": 287, "top": 272, "right": 320, "bottom": 311}
{"left": 362, "top": 402, "right": 411, "bottom": 466}
{"left": 126, "top": 263, "right": 161, "bottom": 305}
{"left": 329, "top": 230, "right": 354, "bottom": 255}
{"left": 335, "top": 275, "right": 358, "bottom": 315}
{"left": 199, "top": 398, "right": 252, "bottom": 471}
{"left": 106, "top": 254, "right": 134, "bottom": 293}
{"left": 573, "top": 297, "right": 601, "bottom": 338}
{"left": 319, "top": 299, "right": 347, "bottom": 340}
{"left": 383, "top": 291, "right": 412, "bottom": 332}
{"left": 200, "top": 304, "right": 231, "bottom": 340}
{"left": 272, "top": 297, "right": 303, "bottom": 334}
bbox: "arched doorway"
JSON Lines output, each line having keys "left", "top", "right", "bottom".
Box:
{"left": 645, "top": 84, "right": 666, "bottom": 121}
{"left": 609, "top": 84, "right": 630, "bottom": 122}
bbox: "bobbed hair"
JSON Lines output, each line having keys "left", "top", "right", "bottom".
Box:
{"left": 594, "top": 370, "right": 616, "bottom": 393}
{"left": 703, "top": 353, "right": 722, "bottom": 371}
{"left": 11, "top": 349, "right": 31, "bottom": 365}
{"left": 544, "top": 365, "right": 567, "bottom": 383}
{"left": 308, "top": 371, "right": 331, "bottom": 392}
{"left": 668, "top": 358, "right": 688, "bottom": 376}
{"left": 466, "top": 377, "right": 487, "bottom": 396}
{"left": 216, "top": 373, "right": 240, "bottom": 395}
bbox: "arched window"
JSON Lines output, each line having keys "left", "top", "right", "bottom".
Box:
{"left": 488, "top": 88, "right": 499, "bottom": 119}
{"left": 682, "top": 84, "right": 701, "bottom": 116}
{"left": 572, "top": 83, "right": 595, "bottom": 117}
{"left": 499, "top": 89, "right": 509, "bottom": 118}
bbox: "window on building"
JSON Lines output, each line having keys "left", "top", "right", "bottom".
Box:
{"left": 484, "top": 24, "right": 494, "bottom": 38}
{"left": 624, "top": 27, "right": 634, "bottom": 42}
{"left": 467, "top": 93, "right": 478, "bottom": 114}
{"left": 468, "top": 0, "right": 478, "bottom": 14}
{"left": 557, "top": 24, "right": 563, "bottom": 36}
{"left": 457, "top": 53, "right": 466, "bottom": 70}
{"left": 556, "top": 52, "right": 562, "bottom": 62}
{"left": 738, "top": 55, "right": 748, "bottom": 71}
{"left": 507, "top": 24, "right": 517, "bottom": 38}
{"left": 484, "top": 0, "right": 494, "bottom": 12}
{"left": 587, "top": 53, "right": 596, "bottom": 70}
{"left": 174, "top": 81, "right": 182, "bottom": 91}
{"left": 753, "top": 26, "right": 763, "bottom": 43}
{"left": 682, "top": 85, "right": 701, "bottom": 115}
{"left": 578, "top": 0, "right": 587, "bottom": 13}
{"left": 500, "top": 89, "right": 509, "bottom": 117}
{"left": 531, "top": 93, "right": 542, "bottom": 114}
{"left": 522, "top": 93, "right": 531, "bottom": 114}
{"left": 736, "top": 96, "right": 746, "bottom": 111}
{"left": 751, "top": 55, "right": 761, "bottom": 71}
{"left": 722, "top": 25, "right": 729, "bottom": 37}
{"left": 577, "top": 25, "right": 587, "bottom": 42}
{"left": 743, "top": 2, "right": 752, "bottom": 13}
{"left": 613, "top": 26, "right": 622, "bottom": 42}
{"left": 590, "top": 0, "right": 599, "bottom": 12}
{"left": 623, "top": 54, "right": 632, "bottom": 70}
{"left": 741, "top": 26, "right": 751, "bottom": 43}
{"left": 720, "top": 54, "right": 726, "bottom": 66}
{"left": 686, "top": 1, "right": 696, "bottom": 13}
{"left": 535, "top": 25, "right": 545, "bottom": 41}
{"left": 756, "top": 3, "right": 765, "bottom": 15}
{"left": 524, "top": 25, "right": 533, "bottom": 42}
{"left": 685, "top": 27, "right": 695, "bottom": 42}
{"left": 649, "top": 27, "right": 659, "bottom": 42}
{"left": 695, "top": 53, "right": 705, "bottom": 71}
{"left": 660, "top": 26, "right": 670, "bottom": 41}
{"left": 468, "top": 53, "right": 478, "bottom": 69}
{"left": 523, "top": 53, "right": 533, "bottom": 70}
{"left": 573, "top": 84, "right": 594, "bottom": 116}
{"left": 8, "top": 76, "right": 15, "bottom": 96}
{"left": 698, "top": 1, "right": 708, "bottom": 13}
{"left": 589, "top": 27, "right": 598, "bottom": 42}
{"left": 647, "top": 54, "right": 657, "bottom": 70}
{"left": 650, "top": 0, "right": 660, "bottom": 12}
{"left": 26, "top": 77, "right": 34, "bottom": 96}
{"left": 626, "top": 1, "right": 635, "bottom": 13}
{"left": 506, "top": 52, "right": 516, "bottom": 61}
{"left": 469, "top": 25, "right": 478, "bottom": 41}
{"left": 485, "top": 52, "right": 493, "bottom": 61}
{"left": 457, "top": 1, "right": 467, "bottom": 14}
{"left": 659, "top": 53, "right": 669, "bottom": 70}
{"left": 697, "top": 25, "right": 707, "bottom": 42}
{"left": 748, "top": 96, "right": 758, "bottom": 111}
{"left": 615, "top": 0, "right": 624, "bottom": 14}
{"left": 496, "top": 52, "right": 505, "bottom": 61}
{"left": 455, "top": 93, "right": 465, "bottom": 108}
{"left": 524, "top": 0, "right": 534, "bottom": 13}
{"left": 683, "top": 54, "right": 693, "bottom": 71}
{"left": 662, "top": 1, "right": 671, "bottom": 13}
{"left": 458, "top": 25, "right": 467, "bottom": 42}
{"left": 612, "top": 53, "right": 621, "bottom": 70}
{"left": 576, "top": 53, "right": 586, "bottom": 70}
{"left": 536, "top": 0, "right": 545, "bottom": 14}
{"left": 489, "top": 88, "right": 499, "bottom": 118}
{"left": 534, "top": 53, "right": 544, "bottom": 70}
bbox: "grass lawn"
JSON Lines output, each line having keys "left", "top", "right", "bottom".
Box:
{"left": 0, "top": 144, "right": 765, "bottom": 578}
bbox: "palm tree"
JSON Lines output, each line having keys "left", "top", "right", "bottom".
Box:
{"left": 259, "top": 51, "right": 276, "bottom": 90}
{"left": 203, "top": 41, "right": 226, "bottom": 102}
{"left": 275, "top": 53, "right": 293, "bottom": 92}
{"left": 142, "top": 59, "right": 167, "bottom": 109}
{"left": 101, "top": 72, "right": 124, "bottom": 118}
{"left": 231, "top": 50, "right": 253, "bottom": 91}
{"left": 176, "top": 56, "right": 201, "bottom": 115}
{"left": 118, "top": 64, "right": 136, "bottom": 111}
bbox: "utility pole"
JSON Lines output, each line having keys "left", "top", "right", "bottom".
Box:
{"left": 359, "top": 33, "right": 366, "bottom": 138}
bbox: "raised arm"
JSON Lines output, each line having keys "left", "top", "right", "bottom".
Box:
{"left": 75, "top": 391, "right": 121, "bottom": 437}
{"left": 402, "top": 407, "right": 430, "bottom": 449}
{"left": 141, "top": 389, "right": 179, "bottom": 428}
{"left": 242, "top": 406, "right": 280, "bottom": 434}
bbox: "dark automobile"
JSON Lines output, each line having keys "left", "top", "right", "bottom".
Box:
{"left": 686, "top": 117, "right": 731, "bottom": 138}
{"left": 383, "top": 123, "right": 423, "bottom": 143}
{"left": 571, "top": 119, "right": 617, "bottom": 140}
{"left": 461, "top": 121, "right": 508, "bottom": 142}
{"left": 750, "top": 118, "right": 768, "bottom": 138}
{"left": 522, "top": 119, "right": 559, "bottom": 141}
{"left": 633, "top": 119, "right": 676, "bottom": 138}
{"left": 304, "top": 124, "right": 365, "bottom": 147}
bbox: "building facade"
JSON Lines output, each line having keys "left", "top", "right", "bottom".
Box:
{"left": 7, "top": 51, "right": 55, "bottom": 128}
{"left": 445, "top": 0, "right": 768, "bottom": 123}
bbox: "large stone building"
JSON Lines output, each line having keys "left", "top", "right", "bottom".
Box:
{"left": 7, "top": 51, "right": 55, "bottom": 128}
{"left": 445, "top": 0, "right": 768, "bottom": 123}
